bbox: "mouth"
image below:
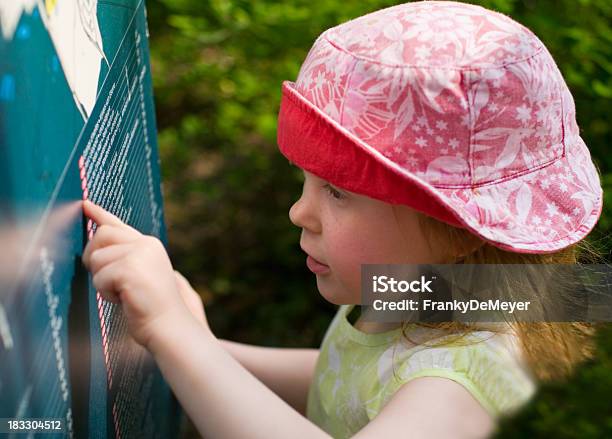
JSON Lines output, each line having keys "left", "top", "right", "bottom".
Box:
{"left": 306, "top": 255, "right": 330, "bottom": 274}
{"left": 300, "top": 246, "right": 331, "bottom": 275}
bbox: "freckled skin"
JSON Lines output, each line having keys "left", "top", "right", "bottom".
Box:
{"left": 289, "top": 170, "right": 445, "bottom": 305}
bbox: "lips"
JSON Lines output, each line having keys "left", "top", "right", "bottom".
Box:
{"left": 306, "top": 255, "right": 330, "bottom": 274}
{"left": 300, "top": 245, "right": 330, "bottom": 274}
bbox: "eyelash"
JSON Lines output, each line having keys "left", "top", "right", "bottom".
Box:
{"left": 323, "top": 183, "right": 345, "bottom": 200}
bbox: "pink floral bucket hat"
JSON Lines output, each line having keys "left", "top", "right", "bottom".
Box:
{"left": 277, "top": 1, "right": 603, "bottom": 254}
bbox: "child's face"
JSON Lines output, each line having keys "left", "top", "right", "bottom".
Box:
{"left": 289, "top": 170, "right": 446, "bottom": 305}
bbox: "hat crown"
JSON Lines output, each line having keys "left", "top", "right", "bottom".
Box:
{"left": 294, "top": 1, "right": 577, "bottom": 187}
{"left": 325, "top": 1, "right": 541, "bottom": 68}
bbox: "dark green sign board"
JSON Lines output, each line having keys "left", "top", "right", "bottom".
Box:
{"left": 0, "top": 1, "right": 180, "bottom": 437}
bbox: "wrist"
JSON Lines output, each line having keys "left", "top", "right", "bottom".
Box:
{"left": 147, "top": 308, "right": 217, "bottom": 357}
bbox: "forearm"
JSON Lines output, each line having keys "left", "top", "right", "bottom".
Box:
{"left": 150, "top": 318, "right": 330, "bottom": 439}
{"left": 219, "top": 339, "right": 319, "bottom": 415}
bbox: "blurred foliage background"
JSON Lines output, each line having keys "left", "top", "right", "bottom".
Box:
{"left": 146, "top": 0, "right": 612, "bottom": 437}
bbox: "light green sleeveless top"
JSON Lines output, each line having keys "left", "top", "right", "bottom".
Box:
{"left": 306, "top": 305, "right": 537, "bottom": 438}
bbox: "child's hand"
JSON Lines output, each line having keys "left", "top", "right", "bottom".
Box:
{"left": 82, "top": 200, "right": 195, "bottom": 351}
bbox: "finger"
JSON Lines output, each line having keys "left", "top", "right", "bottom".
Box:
{"left": 174, "top": 270, "right": 191, "bottom": 289}
{"left": 175, "top": 279, "right": 192, "bottom": 306}
{"left": 173, "top": 272, "right": 206, "bottom": 326}
{"left": 174, "top": 271, "right": 203, "bottom": 303}
{"left": 91, "top": 260, "right": 125, "bottom": 304}
{"left": 83, "top": 200, "right": 125, "bottom": 226}
{"left": 86, "top": 243, "right": 134, "bottom": 273}
{"left": 83, "top": 201, "right": 139, "bottom": 236}
{"left": 83, "top": 225, "right": 140, "bottom": 265}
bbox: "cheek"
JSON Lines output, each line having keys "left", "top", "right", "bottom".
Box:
{"left": 326, "top": 213, "right": 433, "bottom": 273}
{"left": 321, "top": 225, "right": 367, "bottom": 299}
{"left": 323, "top": 223, "right": 397, "bottom": 296}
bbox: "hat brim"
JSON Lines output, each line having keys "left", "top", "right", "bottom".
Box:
{"left": 277, "top": 81, "right": 603, "bottom": 254}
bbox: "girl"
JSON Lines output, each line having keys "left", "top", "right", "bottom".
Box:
{"left": 82, "top": 2, "right": 603, "bottom": 438}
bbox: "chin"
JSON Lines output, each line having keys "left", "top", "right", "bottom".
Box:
{"left": 315, "top": 279, "right": 356, "bottom": 305}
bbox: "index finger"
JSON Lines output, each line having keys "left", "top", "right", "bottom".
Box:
{"left": 83, "top": 201, "right": 140, "bottom": 239}
{"left": 83, "top": 200, "right": 128, "bottom": 227}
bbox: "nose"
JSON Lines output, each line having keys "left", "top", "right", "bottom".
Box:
{"left": 289, "top": 184, "right": 322, "bottom": 234}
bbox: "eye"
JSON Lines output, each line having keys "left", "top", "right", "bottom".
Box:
{"left": 323, "top": 183, "right": 345, "bottom": 200}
